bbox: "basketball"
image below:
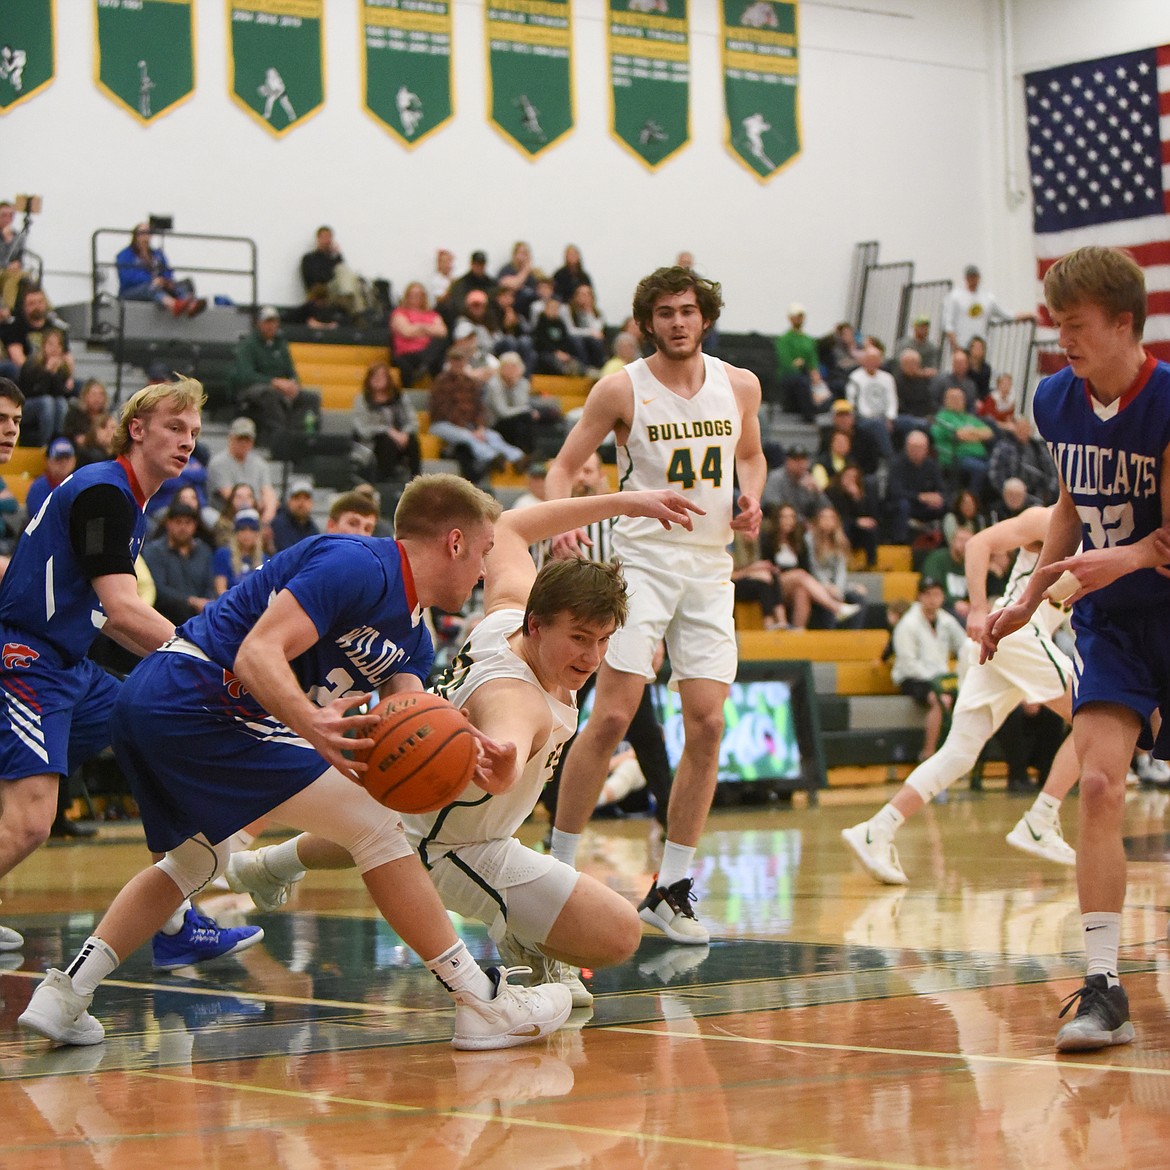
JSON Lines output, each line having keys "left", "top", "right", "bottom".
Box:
{"left": 356, "top": 692, "right": 478, "bottom": 813}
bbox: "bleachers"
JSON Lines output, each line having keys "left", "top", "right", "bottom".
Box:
{"left": 288, "top": 342, "right": 393, "bottom": 412}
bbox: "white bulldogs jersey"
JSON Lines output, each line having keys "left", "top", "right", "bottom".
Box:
{"left": 616, "top": 355, "right": 741, "bottom": 550}
{"left": 404, "top": 609, "right": 577, "bottom": 853}
{"left": 994, "top": 545, "right": 1071, "bottom": 638}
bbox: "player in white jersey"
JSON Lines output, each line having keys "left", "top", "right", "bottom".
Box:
{"left": 543, "top": 266, "right": 767, "bottom": 944}
{"left": 843, "top": 505, "right": 1080, "bottom": 885}
{"left": 225, "top": 487, "right": 700, "bottom": 1006}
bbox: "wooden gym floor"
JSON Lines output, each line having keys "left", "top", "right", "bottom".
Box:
{"left": 2, "top": 785, "right": 1170, "bottom": 1169}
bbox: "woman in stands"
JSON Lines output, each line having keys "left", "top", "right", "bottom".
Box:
{"left": 74, "top": 412, "right": 117, "bottom": 467}
{"left": 826, "top": 463, "right": 880, "bottom": 568}
{"left": 965, "top": 335, "right": 992, "bottom": 400}
{"left": 763, "top": 504, "right": 859, "bottom": 629}
{"left": 552, "top": 244, "right": 593, "bottom": 305}
{"left": 212, "top": 508, "right": 267, "bottom": 595}
{"left": 567, "top": 284, "right": 607, "bottom": 373}
{"left": 63, "top": 379, "right": 109, "bottom": 447}
{"left": 115, "top": 223, "right": 205, "bottom": 318}
{"left": 806, "top": 505, "right": 867, "bottom": 624}
{"left": 352, "top": 361, "right": 421, "bottom": 483}
{"left": 389, "top": 282, "right": 448, "bottom": 388}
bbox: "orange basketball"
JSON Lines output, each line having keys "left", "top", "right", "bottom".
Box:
{"left": 355, "top": 692, "right": 478, "bottom": 813}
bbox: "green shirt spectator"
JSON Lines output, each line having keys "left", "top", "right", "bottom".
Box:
{"left": 930, "top": 386, "right": 993, "bottom": 469}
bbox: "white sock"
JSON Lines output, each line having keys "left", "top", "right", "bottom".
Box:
{"left": 160, "top": 899, "right": 192, "bottom": 935}
{"left": 1082, "top": 912, "right": 1122, "bottom": 986}
{"left": 65, "top": 936, "right": 120, "bottom": 997}
{"left": 549, "top": 828, "right": 581, "bottom": 868}
{"left": 871, "top": 804, "right": 905, "bottom": 837}
{"left": 426, "top": 940, "right": 494, "bottom": 1000}
{"left": 657, "top": 841, "right": 696, "bottom": 889}
{"left": 1031, "top": 792, "right": 1062, "bottom": 822}
{"left": 262, "top": 836, "right": 308, "bottom": 880}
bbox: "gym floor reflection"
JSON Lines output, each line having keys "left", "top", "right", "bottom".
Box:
{"left": 3, "top": 787, "right": 1170, "bottom": 1169}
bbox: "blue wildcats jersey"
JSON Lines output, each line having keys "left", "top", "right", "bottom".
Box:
{"left": 0, "top": 458, "right": 147, "bottom": 666}
{"left": 1033, "top": 354, "right": 1170, "bottom": 612}
{"left": 178, "top": 534, "right": 434, "bottom": 707}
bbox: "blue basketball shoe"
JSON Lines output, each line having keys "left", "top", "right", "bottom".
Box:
{"left": 152, "top": 909, "right": 264, "bottom": 971}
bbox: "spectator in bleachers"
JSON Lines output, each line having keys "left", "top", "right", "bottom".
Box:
{"left": 270, "top": 478, "right": 320, "bottom": 551}
{"left": 207, "top": 416, "right": 278, "bottom": 522}
{"left": 211, "top": 507, "right": 267, "bottom": 595}
{"left": 484, "top": 351, "right": 562, "bottom": 456}
{"left": 941, "top": 486, "right": 988, "bottom": 545}
{"left": 299, "top": 225, "right": 367, "bottom": 319}
{"left": 446, "top": 320, "right": 499, "bottom": 386}
{"left": 352, "top": 361, "right": 420, "bottom": 482}
{"left": 977, "top": 371, "right": 1019, "bottom": 431}
{"left": 24, "top": 436, "right": 75, "bottom": 519}
{"left": 286, "top": 283, "right": 344, "bottom": 331}
{"left": 827, "top": 463, "right": 880, "bottom": 568}
{"left": 566, "top": 284, "right": 607, "bottom": 374}
{"left": 495, "top": 240, "right": 539, "bottom": 318}
{"left": 390, "top": 281, "right": 448, "bottom": 388}
{"left": 920, "top": 525, "right": 973, "bottom": 622}
{"left": 890, "top": 577, "right": 965, "bottom": 760}
{"left": 762, "top": 444, "right": 830, "bottom": 518}
{"left": 491, "top": 286, "right": 536, "bottom": 372}
{"left": 18, "top": 325, "right": 74, "bottom": 444}
{"left": 844, "top": 338, "right": 896, "bottom": 461}
{"left": 142, "top": 499, "right": 215, "bottom": 624}
{"left": 775, "top": 303, "right": 831, "bottom": 423}
{"left": 231, "top": 306, "right": 321, "bottom": 442}
{"left": 987, "top": 414, "right": 1058, "bottom": 505}
{"left": 429, "top": 247, "right": 455, "bottom": 308}
{"left": 885, "top": 428, "right": 946, "bottom": 543}
{"left": 213, "top": 481, "right": 263, "bottom": 548}
{"left": 891, "top": 314, "right": 939, "bottom": 376}
{"left": 445, "top": 250, "right": 494, "bottom": 321}
{"left": 989, "top": 476, "right": 1034, "bottom": 525}
{"left": 1, "top": 286, "right": 65, "bottom": 391}
{"left": 527, "top": 272, "right": 556, "bottom": 328}
{"left": 509, "top": 461, "right": 548, "bottom": 511}
{"left": 931, "top": 385, "right": 993, "bottom": 498}
{"left": 62, "top": 378, "right": 109, "bottom": 447}
{"left": 941, "top": 265, "right": 1030, "bottom": 352}
{"left": 762, "top": 503, "right": 859, "bottom": 628}
{"left": 325, "top": 489, "right": 381, "bottom": 536}
{"left": 154, "top": 483, "right": 217, "bottom": 546}
{"left": 892, "top": 348, "right": 935, "bottom": 439}
{"left": 812, "top": 428, "right": 853, "bottom": 490}
{"left": 805, "top": 504, "right": 866, "bottom": 620}
{"left": 929, "top": 346, "right": 978, "bottom": 412}
{"left": 731, "top": 531, "right": 789, "bottom": 630}
{"left": 822, "top": 398, "right": 883, "bottom": 476}
{"left": 73, "top": 412, "right": 116, "bottom": 468}
{"left": 115, "top": 223, "right": 205, "bottom": 317}
{"left": 966, "top": 335, "right": 992, "bottom": 399}
{"left": 600, "top": 331, "right": 640, "bottom": 378}
{"left": 0, "top": 201, "right": 26, "bottom": 313}
{"left": 531, "top": 295, "right": 584, "bottom": 376}
{"left": 552, "top": 244, "right": 592, "bottom": 305}
{"left": 821, "top": 322, "right": 862, "bottom": 394}
{"left": 427, "top": 349, "right": 524, "bottom": 482}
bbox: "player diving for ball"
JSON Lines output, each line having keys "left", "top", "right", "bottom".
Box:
{"left": 842, "top": 504, "right": 1081, "bottom": 885}
{"left": 224, "top": 484, "right": 705, "bottom": 1007}
{"left": 20, "top": 475, "right": 693, "bottom": 1050}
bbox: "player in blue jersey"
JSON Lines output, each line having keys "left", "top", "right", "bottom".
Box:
{"left": 0, "top": 376, "right": 260, "bottom": 967}
{"left": 19, "top": 475, "right": 596, "bottom": 1051}
{"left": 982, "top": 246, "right": 1170, "bottom": 1052}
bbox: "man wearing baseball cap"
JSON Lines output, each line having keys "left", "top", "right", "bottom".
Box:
{"left": 774, "top": 301, "right": 830, "bottom": 423}
{"left": 230, "top": 308, "right": 321, "bottom": 443}
{"left": 271, "top": 478, "right": 319, "bottom": 552}
{"left": 206, "top": 416, "right": 277, "bottom": 522}
{"left": 24, "top": 437, "right": 76, "bottom": 519}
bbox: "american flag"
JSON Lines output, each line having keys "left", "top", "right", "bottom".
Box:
{"left": 1025, "top": 44, "right": 1170, "bottom": 361}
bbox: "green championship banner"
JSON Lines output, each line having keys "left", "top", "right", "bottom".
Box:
{"left": 486, "top": 1, "right": 573, "bottom": 159}
{"left": 720, "top": 0, "right": 800, "bottom": 181}
{"left": 0, "top": 0, "right": 55, "bottom": 114}
{"left": 361, "top": 0, "right": 453, "bottom": 148}
{"left": 228, "top": 0, "right": 324, "bottom": 137}
{"left": 607, "top": 0, "right": 689, "bottom": 171}
{"left": 95, "top": 0, "right": 194, "bottom": 125}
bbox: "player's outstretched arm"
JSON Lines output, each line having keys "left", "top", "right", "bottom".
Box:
{"left": 485, "top": 489, "right": 701, "bottom": 614}
{"left": 93, "top": 572, "right": 176, "bottom": 657}
{"left": 232, "top": 589, "right": 379, "bottom": 780}
{"left": 963, "top": 506, "right": 1052, "bottom": 642}
{"left": 459, "top": 677, "right": 548, "bottom": 796}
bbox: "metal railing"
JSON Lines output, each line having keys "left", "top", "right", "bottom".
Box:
{"left": 897, "top": 278, "right": 952, "bottom": 349}
{"left": 846, "top": 240, "right": 879, "bottom": 329}
{"left": 90, "top": 228, "right": 258, "bottom": 317}
{"left": 857, "top": 260, "right": 914, "bottom": 352}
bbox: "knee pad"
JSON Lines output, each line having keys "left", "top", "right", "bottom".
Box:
{"left": 156, "top": 836, "right": 231, "bottom": 899}
{"left": 904, "top": 709, "right": 994, "bottom": 803}
{"left": 345, "top": 806, "right": 414, "bottom": 874}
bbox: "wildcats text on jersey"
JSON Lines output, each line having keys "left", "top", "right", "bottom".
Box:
{"left": 645, "top": 419, "right": 734, "bottom": 442}
{"left": 1046, "top": 442, "right": 1158, "bottom": 499}
{"left": 335, "top": 626, "right": 408, "bottom": 688}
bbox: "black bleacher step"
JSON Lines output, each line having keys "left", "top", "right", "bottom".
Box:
{"left": 823, "top": 728, "right": 922, "bottom": 768}
{"left": 815, "top": 695, "right": 850, "bottom": 732}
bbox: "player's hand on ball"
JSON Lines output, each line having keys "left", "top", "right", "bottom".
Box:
{"left": 469, "top": 725, "right": 518, "bottom": 795}
{"left": 310, "top": 692, "right": 379, "bottom": 782}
